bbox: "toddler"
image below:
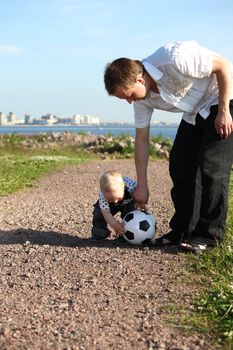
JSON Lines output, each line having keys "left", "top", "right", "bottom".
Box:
{"left": 91, "top": 171, "right": 137, "bottom": 241}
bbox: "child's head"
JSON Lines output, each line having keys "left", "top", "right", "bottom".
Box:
{"left": 100, "top": 171, "right": 125, "bottom": 203}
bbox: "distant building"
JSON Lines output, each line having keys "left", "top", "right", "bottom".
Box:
{"left": 72, "top": 114, "right": 100, "bottom": 125}
{"left": 0, "top": 112, "right": 17, "bottom": 125}
{"left": 0, "top": 112, "right": 5, "bottom": 125}
{"left": 33, "top": 119, "right": 47, "bottom": 125}
{"left": 82, "top": 114, "right": 100, "bottom": 125}
{"left": 7, "top": 112, "right": 16, "bottom": 124}
{"left": 73, "top": 114, "right": 82, "bottom": 125}
{"left": 57, "top": 116, "right": 73, "bottom": 124}
{"left": 24, "top": 114, "right": 33, "bottom": 124}
{"left": 41, "top": 113, "right": 58, "bottom": 125}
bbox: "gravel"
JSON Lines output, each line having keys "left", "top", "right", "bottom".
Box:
{"left": 0, "top": 159, "right": 220, "bottom": 350}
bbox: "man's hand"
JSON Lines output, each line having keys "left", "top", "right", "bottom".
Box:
{"left": 212, "top": 55, "right": 233, "bottom": 139}
{"left": 132, "top": 184, "right": 149, "bottom": 210}
{"left": 215, "top": 110, "right": 233, "bottom": 139}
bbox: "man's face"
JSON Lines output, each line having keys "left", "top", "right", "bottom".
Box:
{"left": 115, "top": 77, "right": 148, "bottom": 104}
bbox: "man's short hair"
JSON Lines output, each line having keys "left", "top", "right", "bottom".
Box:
{"left": 104, "top": 58, "right": 143, "bottom": 95}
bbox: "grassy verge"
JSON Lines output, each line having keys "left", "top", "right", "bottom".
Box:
{"left": 186, "top": 173, "right": 233, "bottom": 349}
{"left": 0, "top": 146, "right": 94, "bottom": 196}
{"left": 0, "top": 132, "right": 172, "bottom": 196}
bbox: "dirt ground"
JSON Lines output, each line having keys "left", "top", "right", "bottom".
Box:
{"left": 0, "top": 159, "right": 220, "bottom": 350}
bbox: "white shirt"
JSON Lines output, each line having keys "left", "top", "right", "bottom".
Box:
{"left": 133, "top": 41, "right": 233, "bottom": 127}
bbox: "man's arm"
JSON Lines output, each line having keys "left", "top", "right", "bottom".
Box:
{"left": 212, "top": 54, "right": 233, "bottom": 138}
{"left": 133, "top": 126, "right": 150, "bottom": 209}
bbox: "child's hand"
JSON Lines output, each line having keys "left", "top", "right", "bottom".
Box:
{"left": 113, "top": 222, "right": 125, "bottom": 236}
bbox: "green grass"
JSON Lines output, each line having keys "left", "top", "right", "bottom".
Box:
{"left": 0, "top": 146, "right": 94, "bottom": 195}
{"left": 185, "top": 174, "right": 233, "bottom": 349}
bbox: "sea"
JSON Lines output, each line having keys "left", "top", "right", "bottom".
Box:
{"left": 0, "top": 124, "right": 178, "bottom": 140}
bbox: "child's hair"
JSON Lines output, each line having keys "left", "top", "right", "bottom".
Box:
{"left": 104, "top": 58, "right": 144, "bottom": 95}
{"left": 100, "top": 171, "right": 125, "bottom": 192}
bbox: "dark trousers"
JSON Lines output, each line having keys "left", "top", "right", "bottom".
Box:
{"left": 92, "top": 200, "right": 135, "bottom": 238}
{"left": 169, "top": 102, "right": 233, "bottom": 241}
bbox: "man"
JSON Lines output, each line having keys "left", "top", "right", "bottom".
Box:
{"left": 104, "top": 41, "right": 233, "bottom": 253}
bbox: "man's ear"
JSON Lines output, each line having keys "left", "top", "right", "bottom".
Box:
{"left": 136, "top": 74, "right": 145, "bottom": 84}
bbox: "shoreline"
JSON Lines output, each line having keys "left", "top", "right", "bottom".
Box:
{"left": 0, "top": 124, "right": 178, "bottom": 140}
{"left": 0, "top": 123, "right": 178, "bottom": 128}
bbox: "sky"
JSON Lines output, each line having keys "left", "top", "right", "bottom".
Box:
{"left": 1, "top": 0, "right": 233, "bottom": 123}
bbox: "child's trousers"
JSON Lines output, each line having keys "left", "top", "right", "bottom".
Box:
{"left": 92, "top": 200, "right": 135, "bottom": 240}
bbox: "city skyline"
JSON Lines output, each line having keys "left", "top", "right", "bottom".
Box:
{"left": 1, "top": 1, "right": 233, "bottom": 123}
{"left": 0, "top": 111, "right": 100, "bottom": 125}
{"left": 0, "top": 110, "right": 178, "bottom": 126}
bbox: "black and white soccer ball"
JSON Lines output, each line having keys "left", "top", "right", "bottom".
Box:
{"left": 122, "top": 210, "right": 157, "bottom": 245}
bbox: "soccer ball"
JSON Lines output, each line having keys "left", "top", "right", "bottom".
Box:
{"left": 122, "top": 210, "right": 157, "bottom": 245}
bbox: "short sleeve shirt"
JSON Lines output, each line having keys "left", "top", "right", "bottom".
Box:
{"left": 133, "top": 41, "right": 233, "bottom": 126}
{"left": 99, "top": 176, "right": 137, "bottom": 210}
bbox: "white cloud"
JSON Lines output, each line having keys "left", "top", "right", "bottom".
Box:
{"left": 0, "top": 45, "right": 25, "bottom": 55}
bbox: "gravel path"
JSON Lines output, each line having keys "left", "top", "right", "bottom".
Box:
{"left": 0, "top": 159, "right": 217, "bottom": 350}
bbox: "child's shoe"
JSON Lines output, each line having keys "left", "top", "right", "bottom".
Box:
{"left": 91, "top": 235, "right": 108, "bottom": 242}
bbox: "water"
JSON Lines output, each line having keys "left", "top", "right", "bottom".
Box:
{"left": 0, "top": 124, "right": 178, "bottom": 140}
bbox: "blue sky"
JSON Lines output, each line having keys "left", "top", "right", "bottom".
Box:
{"left": 1, "top": 0, "right": 233, "bottom": 123}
